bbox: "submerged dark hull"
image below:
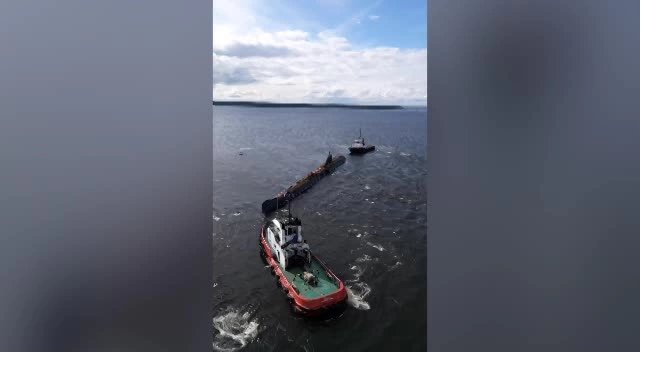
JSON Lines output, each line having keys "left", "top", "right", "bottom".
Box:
{"left": 261, "top": 155, "right": 346, "bottom": 214}
{"left": 349, "top": 145, "right": 375, "bottom": 154}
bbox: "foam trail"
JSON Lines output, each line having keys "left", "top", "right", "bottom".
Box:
{"left": 356, "top": 254, "right": 372, "bottom": 263}
{"left": 346, "top": 282, "right": 371, "bottom": 310}
{"left": 389, "top": 261, "right": 403, "bottom": 271}
{"left": 350, "top": 265, "right": 364, "bottom": 279}
{"left": 366, "top": 242, "right": 384, "bottom": 252}
{"left": 212, "top": 309, "right": 260, "bottom": 352}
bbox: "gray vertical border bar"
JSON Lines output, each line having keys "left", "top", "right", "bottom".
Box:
{"left": 427, "top": 1, "right": 639, "bottom": 351}
{"left": 0, "top": 1, "right": 212, "bottom": 350}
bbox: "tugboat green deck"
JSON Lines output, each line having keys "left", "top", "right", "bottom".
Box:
{"left": 282, "top": 260, "right": 339, "bottom": 298}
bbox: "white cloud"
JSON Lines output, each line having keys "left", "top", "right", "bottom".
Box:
{"left": 213, "top": 1, "right": 426, "bottom": 105}
{"left": 368, "top": 15, "right": 380, "bottom": 20}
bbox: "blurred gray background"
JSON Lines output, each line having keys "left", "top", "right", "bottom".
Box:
{"left": 0, "top": 0, "right": 639, "bottom": 351}
{"left": 428, "top": 0, "right": 639, "bottom": 351}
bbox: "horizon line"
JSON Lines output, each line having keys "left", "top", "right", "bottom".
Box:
{"left": 212, "top": 100, "right": 427, "bottom": 109}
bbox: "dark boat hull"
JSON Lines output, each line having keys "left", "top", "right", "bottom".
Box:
{"left": 261, "top": 155, "right": 346, "bottom": 214}
{"left": 349, "top": 145, "right": 375, "bottom": 154}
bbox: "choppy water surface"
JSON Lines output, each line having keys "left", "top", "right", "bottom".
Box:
{"left": 213, "top": 106, "right": 427, "bottom": 351}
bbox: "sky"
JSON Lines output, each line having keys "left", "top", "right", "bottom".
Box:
{"left": 213, "top": 0, "right": 427, "bottom": 105}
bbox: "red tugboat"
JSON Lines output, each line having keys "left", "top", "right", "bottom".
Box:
{"left": 259, "top": 203, "right": 347, "bottom": 315}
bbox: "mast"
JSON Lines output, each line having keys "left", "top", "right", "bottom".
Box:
{"left": 359, "top": 128, "right": 362, "bottom": 139}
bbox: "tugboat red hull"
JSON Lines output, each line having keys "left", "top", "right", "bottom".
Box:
{"left": 259, "top": 226, "right": 348, "bottom": 315}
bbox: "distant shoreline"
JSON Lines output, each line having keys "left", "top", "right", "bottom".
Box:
{"left": 212, "top": 101, "right": 409, "bottom": 110}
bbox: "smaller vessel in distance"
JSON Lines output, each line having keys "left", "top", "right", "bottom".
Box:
{"left": 261, "top": 153, "right": 346, "bottom": 214}
{"left": 348, "top": 128, "right": 375, "bottom": 154}
{"left": 260, "top": 203, "right": 347, "bottom": 315}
